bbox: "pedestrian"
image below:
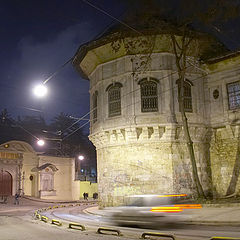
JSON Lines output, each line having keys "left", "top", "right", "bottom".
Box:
{"left": 86, "top": 192, "right": 88, "bottom": 201}
{"left": 14, "top": 193, "right": 20, "bottom": 205}
{"left": 83, "top": 192, "right": 86, "bottom": 200}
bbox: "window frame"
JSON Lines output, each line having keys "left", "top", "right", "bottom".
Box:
{"left": 138, "top": 78, "right": 159, "bottom": 113}
{"left": 106, "top": 82, "right": 123, "bottom": 117}
{"left": 92, "top": 91, "right": 98, "bottom": 123}
{"left": 176, "top": 79, "right": 193, "bottom": 113}
{"left": 227, "top": 81, "right": 240, "bottom": 110}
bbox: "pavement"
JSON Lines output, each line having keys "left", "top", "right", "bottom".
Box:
{"left": 0, "top": 195, "right": 240, "bottom": 225}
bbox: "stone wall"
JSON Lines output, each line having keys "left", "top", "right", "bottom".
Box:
{"left": 210, "top": 126, "right": 240, "bottom": 196}
{"left": 90, "top": 125, "right": 211, "bottom": 207}
{"left": 78, "top": 35, "right": 240, "bottom": 206}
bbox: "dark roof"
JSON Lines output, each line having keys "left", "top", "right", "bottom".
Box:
{"left": 72, "top": 6, "right": 230, "bottom": 79}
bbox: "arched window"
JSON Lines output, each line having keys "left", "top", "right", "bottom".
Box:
{"left": 176, "top": 79, "right": 193, "bottom": 112}
{"left": 139, "top": 78, "right": 158, "bottom": 112}
{"left": 92, "top": 91, "right": 98, "bottom": 123}
{"left": 106, "top": 82, "right": 122, "bottom": 117}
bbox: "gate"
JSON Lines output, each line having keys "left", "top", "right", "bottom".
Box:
{"left": 0, "top": 171, "right": 12, "bottom": 196}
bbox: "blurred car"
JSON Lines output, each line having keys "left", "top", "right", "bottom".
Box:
{"left": 105, "top": 194, "right": 201, "bottom": 227}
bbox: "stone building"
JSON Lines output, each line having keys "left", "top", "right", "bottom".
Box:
{"left": 0, "top": 140, "right": 80, "bottom": 200}
{"left": 73, "top": 21, "right": 240, "bottom": 206}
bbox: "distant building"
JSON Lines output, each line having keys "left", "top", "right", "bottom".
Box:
{"left": 73, "top": 19, "right": 240, "bottom": 206}
{"left": 0, "top": 140, "right": 80, "bottom": 200}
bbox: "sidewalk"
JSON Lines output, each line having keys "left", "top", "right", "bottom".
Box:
{"left": 84, "top": 205, "right": 240, "bottom": 225}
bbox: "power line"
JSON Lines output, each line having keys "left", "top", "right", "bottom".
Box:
{"left": 43, "top": 57, "right": 73, "bottom": 84}
{"left": 81, "top": 0, "right": 142, "bottom": 35}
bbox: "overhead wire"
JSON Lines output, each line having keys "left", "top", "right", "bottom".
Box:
{"left": 6, "top": 0, "right": 238, "bottom": 142}
{"left": 81, "top": 0, "right": 142, "bottom": 35}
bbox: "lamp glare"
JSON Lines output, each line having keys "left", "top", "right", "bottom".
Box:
{"left": 37, "top": 139, "right": 45, "bottom": 146}
{"left": 33, "top": 84, "right": 47, "bottom": 97}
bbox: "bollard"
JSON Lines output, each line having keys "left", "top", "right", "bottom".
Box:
{"left": 141, "top": 232, "right": 176, "bottom": 239}
{"left": 97, "top": 227, "right": 122, "bottom": 236}
{"left": 69, "top": 222, "right": 86, "bottom": 231}
{"left": 51, "top": 219, "right": 62, "bottom": 226}
{"left": 41, "top": 215, "right": 48, "bottom": 223}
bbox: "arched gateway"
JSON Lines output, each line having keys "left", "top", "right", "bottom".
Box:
{"left": 0, "top": 171, "right": 12, "bottom": 195}
{"left": 0, "top": 141, "right": 34, "bottom": 196}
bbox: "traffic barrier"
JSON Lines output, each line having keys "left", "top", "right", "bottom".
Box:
{"left": 210, "top": 237, "right": 240, "bottom": 240}
{"left": 141, "top": 232, "right": 176, "bottom": 239}
{"left": 51, "top": 219, "right": 62, "bottom": 226}
{"left": 69, "top": 222, "right": 86, "bottom": 231}
{"left": 35, "top": 214, "right": 41, "bottom": 219}
{"left": 41, "top": 216, "right": 48, "bottom": 223}
{"left": 97, "top": 227, "right": 122, "bottom": 236}
{"left": 52, "top": 205, "right": 59, "bottom": 209}
{"left": 47, "top": 206, "right": 52, "bottom": 210}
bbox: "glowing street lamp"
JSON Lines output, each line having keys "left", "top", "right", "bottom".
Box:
{"left": 37, "top": 139, "right": 45, "bottom": 146}
{"left": 33, "top": 84, "right": 48, "bottom": 98}
{"left": 78, "top": 155, "right": 84, "bottom": 161}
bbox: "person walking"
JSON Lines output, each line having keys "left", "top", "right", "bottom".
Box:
{"left": 14, "top": 193, "right": 20, "bottom": 205}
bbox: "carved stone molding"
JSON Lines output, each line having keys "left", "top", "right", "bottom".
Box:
{"left": 89, "top": 125, "right": 209, "bottom": 148}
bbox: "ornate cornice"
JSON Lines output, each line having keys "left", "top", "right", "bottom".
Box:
{"left": 89, "top": 125, "right": 210, "bottom": 149}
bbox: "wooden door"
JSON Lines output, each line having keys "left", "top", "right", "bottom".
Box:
{"left": 0, "top": 171, "right": 12, "bottom": 196}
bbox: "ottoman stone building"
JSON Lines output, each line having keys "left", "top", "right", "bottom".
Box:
{"left": 73, "top": 21, "right": 240, "bottom": 206}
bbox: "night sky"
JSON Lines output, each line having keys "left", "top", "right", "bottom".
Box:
{"left": 0, "top": 0, "right": 127, "bottom": 125}
{"left": 1, "top": 0, "right": 240, "bottom": 129}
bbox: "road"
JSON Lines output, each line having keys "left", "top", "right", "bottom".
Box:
{"left": 0, "top": 197, "right": 240, "bottom": 240}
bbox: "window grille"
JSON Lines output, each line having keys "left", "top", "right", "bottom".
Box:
{"left": 107, "top": 84, "right": 122, "bottom": 117}
{"left": 227, "top": 81, "right": 240, "bottom": 110}
{"left": 92, "top": 92, "right": 98, "bottom": 123}
{"left": 177, "top": 80, "right": 193, "bottom": 112}
{"left": 140, "top": 79, "right": 158, "bottom": 112}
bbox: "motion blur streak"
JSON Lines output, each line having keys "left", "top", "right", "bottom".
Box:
{"left": 150, "top": 206, "right": 182, "bottom": 213}
{"left": 157, "top": 194, "right": 187, "bottom": 197}
{"left": 174, "top": 204, "right": 202, "bottom": 209}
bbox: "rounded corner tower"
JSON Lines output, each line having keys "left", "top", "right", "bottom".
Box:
{"left": 73, "top": 17, "right": 228, "bottom": 206}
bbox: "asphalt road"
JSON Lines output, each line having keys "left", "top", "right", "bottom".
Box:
{"left": 0, "top": 198, "right": 240, "bottom": 240}
{"left": 41, "top": 204, "right": 240, "bottom": 240}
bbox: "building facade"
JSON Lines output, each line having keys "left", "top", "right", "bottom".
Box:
{"left": 73, "top": 29, "right": 240, "bottom": 206}
{"left": 0, "top": 140, "right": 80, "bottom": 200}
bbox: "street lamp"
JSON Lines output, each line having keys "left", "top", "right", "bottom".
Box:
{"left": 78, "top": 155, "right": 84, "bottom": 160}
{"left": 33, "top": 84, "right": 48, "bottom": 98}
{"left": 37, "top": 139, "right": 45, "bottom": 146}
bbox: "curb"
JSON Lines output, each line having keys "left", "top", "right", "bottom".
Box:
{"left": 23, "top": 196, "right": 97, "bottom": 204}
